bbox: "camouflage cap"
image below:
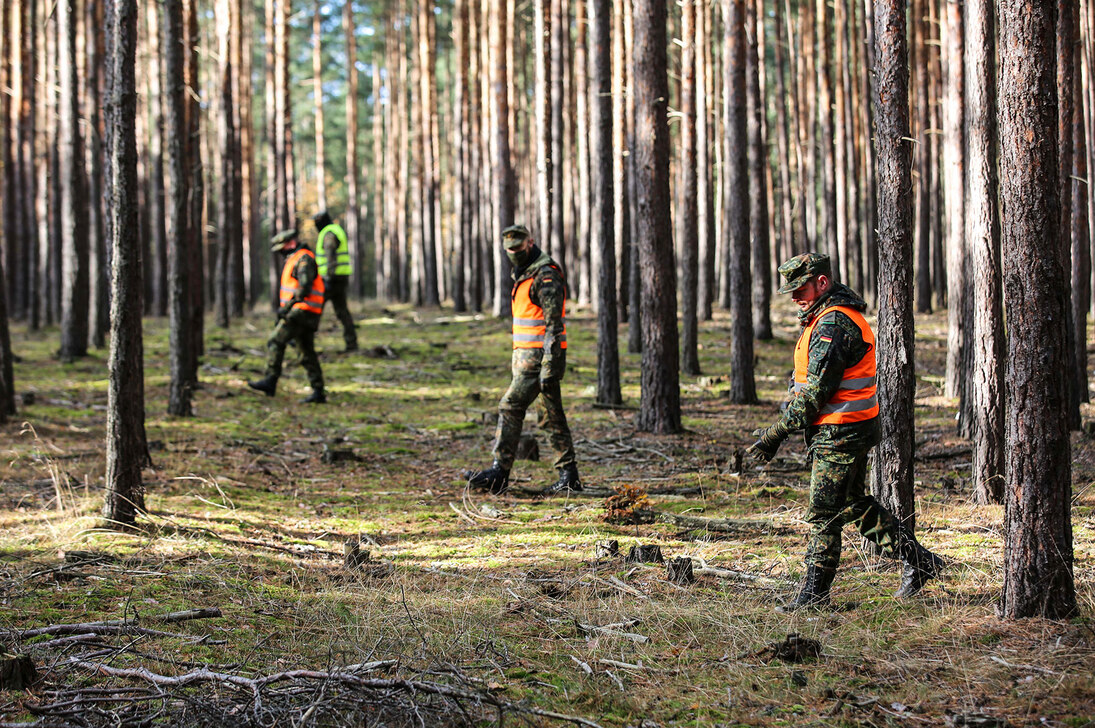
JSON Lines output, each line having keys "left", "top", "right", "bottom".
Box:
{"left": 501, "top": 224, "right": 532, "bottom": 250}
{"left": 270, "top": 228, "right": 298, "bottom": 253}
{"left": 777, "top": 252, "right": 831, "bottom": 294}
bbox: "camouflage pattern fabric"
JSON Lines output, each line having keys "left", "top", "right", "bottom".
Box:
{"left": 803, "top": 447, "right": 899, "bottom": 570}
{"left": 490, "top": 251, "right": 575, "bottom": 470}
{"left": 323, "top": 275, "right": 358, "bottom": 350}
{"left": 265, "top": 309, "right": 324, "bottom": 393}
{"left": 279, "top": 247, "right": 320, "bottom": 317}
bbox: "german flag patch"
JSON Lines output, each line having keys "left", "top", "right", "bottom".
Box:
{"left": 818, "top": 334, "right": 832, "bottom": 343}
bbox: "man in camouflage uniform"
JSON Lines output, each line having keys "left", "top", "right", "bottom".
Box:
{"left": 466, "top": 224, "right": 582, "bottom": 495}
{"left": 748, "top": 253, "right": 943, "bottom": 611}
{"left": 248, "top": 229, "right": 327, "bottom": 404}
{"left": 313, "top": 210, "right": 358, "bottom": 352}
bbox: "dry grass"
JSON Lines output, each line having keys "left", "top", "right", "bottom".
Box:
{"left": 0, "top": 303, "right": 1092, "bottom": 727}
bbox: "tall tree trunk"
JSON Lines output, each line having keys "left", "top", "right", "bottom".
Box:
{"left": 697, "top": 0, "right": 716, "bottom": 320}
{"left": 264, "top": 0, "right": 279, "bottom": 309}
{"left": 942, "top": 0, "right": 968, "bottom": 406}
{"left": 625, "top": 0, "right": 643, "bottom": 355}
{"left": 966, "top": 0, "right": 1003, "bottom": 503}
{"left": 575, "top": 0, "right": 591, "bottom": 307}
{"left": 997, "top": 0, "right": 1077, "bottom": 620}
{"left": 214, "top": 0, "right": 235, "bottom": 328}
{"left": 103, "top": 0, "right": 150, "bottom": 527}
{"left": 59, "top": 0, "right": 89, "bottom": 360}
{"left": 772, "top": 0, "right": 796, "bottom": 261}
{"left": 914, "top": 0, "right": 933, "bottom": 313}
{"left": 1073, "top": 38, "right": 1091, "bottom": 407}
{"left": 313, "top": 0, "right": 327, "bottom": 210}
{"left": 343, "top": 3, "right": 360, "bottom": 300}
{"left": 550, "top": 0, "right": 566, "bottom": 269}
{"left": 816, "top": 0, "right": 838, "bottom": 275}
{"left": 417, "top": 0, "right": 440, "bottom": 305}
{"left": 613, "top": 0, "right": 630, "bottom": 325}
{"left": 634, "top": 0, "right": 680, "bottom": 433}
{"left": 679, "top": 0, "right": 701, "bottom": 375}
{"left": 164, "top": 0, "right": 192, "bottom": 417}
{"left": 237, "top": 0, "right": 256, "bottom": 309}
{"left": 1059, "top": 0, "right": 1080, "bottom": 426}
{"left": 747, "top": 0, "right": 771, "bottom": 340}
{"left": 183, "top": 0, "right": 204, "bottom": 368}
{"left": 591, "top": 0, "right": 621, "bottom": 405}
{"left": 491, "top": 0, "right": 516, "bottom": 315}
{"left": 535, "top": 0, "right": 552, "bottom": 244}
{"left": 145, "top": 1, "right": 167, "bottom": 318}
{"left": 871, "top": 0, "right": 916, "bottom": 527}
{"left": 725, "top": 0, "right": 758, "bottom": 404}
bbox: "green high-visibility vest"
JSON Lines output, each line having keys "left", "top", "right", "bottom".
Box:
{"left": 315, "top": 223, "right": 352, "bottom": 277}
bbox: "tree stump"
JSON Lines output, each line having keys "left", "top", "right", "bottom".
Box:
{"left": 0, "top": 654, "right": 36, "bottom": 690}
{"left": 516, "top": 434, "right": 540, "bottom": 461}
{"left": 667, "top": 556, "right": 695, "bottom": 585}
{"left": 595, "top": 540, "right": 620, "bottom": 559}
{"left": 625, "top": 544, "right": 665, "bottom": 564}
{"left": 344, "top": 539, "right": 371, "bottom": 569}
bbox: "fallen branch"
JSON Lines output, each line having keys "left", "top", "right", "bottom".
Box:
{"left": 19, "top": 608, "right": 222, "bottom": 639}
{"left": 688, "top": 557, "right": 790, "bottom": 587}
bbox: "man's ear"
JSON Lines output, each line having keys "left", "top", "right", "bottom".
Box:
{"left": 816, "top": 274, "right": 831, "bottom": 291}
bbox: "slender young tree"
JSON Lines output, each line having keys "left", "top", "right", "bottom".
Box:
{"left": 871, "top": 0, "right": 916, "bottom": 526}
{"left": 103, "top": 0, "right": 150, "bottom": 527}
{"left": 1059, "top": 0, "right": 1080, "bottom": 426}
{"left": 417, "top": 0, "right": 441, "bottom": 305}
{"left": 725, "top": 0, "right": 758, "bottom": 404}
{"left": 313, "top": 0, "right": 327, "bottom": 209}
{"left": 58, "top": 0, "right": 89, "bottom": 360}
{"left": 997, "top": 0, "right": 1077, "bottom": 620}
{"left": 491, "top": 0, "right": 515, "bottom": 311}
{"left": 591, "top": 0, "right": 621, "bottom": 405}
{"left": 942, "top": 0, "right": 968, "bottom": 409}
{"left": 747, "top": 0, "right": 771, "bottom": 340}
{"left": 913, "top": 0, "right": 933, "bottom": 314}
{"left": 634, "top": 0, "right": 681, "bottom": 433}
{"left": 145, "top": 1, "right": 167, "bottom": 318}
{"left": 164, "top": 0, "right": 192, "bottom": 417}
{"left": 344, "top": 0, "right": 360, "bottom": 299}
{"left": 1072, "top": 38, "right": 1090, "bottom": 408}
{"left": 214, "top": 0, "right": 235, "bottom": 328}
{"left": 679, "top": 0, "right": 701, "bottom": 375}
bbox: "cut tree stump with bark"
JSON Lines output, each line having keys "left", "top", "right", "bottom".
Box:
{"left": 625, "top": 544, "right": 665, "bottom": 564}
{"left": 0, "top": 654, "right": 36, "bottom": 690}
{"left": 667, "top": 556, "right": 696, "bottom": 584}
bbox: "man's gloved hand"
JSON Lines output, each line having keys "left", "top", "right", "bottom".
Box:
{"left": 746, "top": 425, "right": 785, "bottom": 463}
{"left": 277, "top": 304, "right": 291, "bottom": 320}
{"left": 539, "top": 369, "right": 560, "bottom": 389}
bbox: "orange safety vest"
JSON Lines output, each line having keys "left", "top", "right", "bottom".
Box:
{"left": 511, "top": 272, "right": 567, "bottom": 350}
{"left": 792, "top": 305, "right": 878, "bottom": 425}
{"left": 280, "top": 248, "right": 325, "bottom": 315}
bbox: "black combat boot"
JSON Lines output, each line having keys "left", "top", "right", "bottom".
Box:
{"left": 545, "top": 464, "right": 583, "bottom": 495}
{"left": 894, "top": 526, "right": 945, "bottom": 598}
{"left": 775, "top": 565, "right": 836, "bottom": 613}
{"left": 248, "top": 377, "right": 278, "bottom": 397}
{"left": 467, "top": 462, "right": 510, "bottom": 494}
{"left": 301, "top": 390, "right": 327, "bottom": 404}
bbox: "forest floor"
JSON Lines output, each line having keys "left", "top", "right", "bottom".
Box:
{"left": 0, "top": 301, "right": 1093, "bottom": 727}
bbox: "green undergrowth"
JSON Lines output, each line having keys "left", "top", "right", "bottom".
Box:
{"left": 0, "top": 303, "right": 1093, "bottom": 726}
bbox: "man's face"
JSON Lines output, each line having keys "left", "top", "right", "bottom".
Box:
{"left": 790, "top": 276, "right": 823, "bottom": 311}
{"left": 506, "top": 237, "right": 533, "bottom": 255}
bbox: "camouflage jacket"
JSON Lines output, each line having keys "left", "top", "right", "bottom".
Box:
{"left": 512, "top": 247, "right": 567, "bottom": 379}
{"left": 770, "top": 283, "right": 880, "bottom": 454}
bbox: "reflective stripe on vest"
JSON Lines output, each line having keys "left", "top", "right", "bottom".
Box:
{"left": 315, "top": 223, "right": 352, "bottom": 277}
{"left": 793, "top": 305, "right": 878, "bottom": 425}
{"left": 511, "top": 276, "right": 567, "bottom": 349}
{"left": 280, "top": 248, "right": 326, "bottom": 315}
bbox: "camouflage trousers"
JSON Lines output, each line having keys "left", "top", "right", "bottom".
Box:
{"left": 804, "top": 446, "right": 901, "bottom": 571}
{"left": 324, "top": 276, "right": 358, "bottom": 350}
{"left": 265, "top": 314, "right": 325, "bottom": 393}
{"left": 492, "top": 349, "right": 576, "bottom": 471}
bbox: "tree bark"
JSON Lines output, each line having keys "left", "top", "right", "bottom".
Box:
{"left": 59, "top": 0, "right": 89, "bottom": 360}
{"left": 183, "top": 0, "right": 204, "bottom": 367}
{"left": 747, "top": 0, "right": 771, "bottom": 340}
{"left": 590, "top": 0, "right": 621, "bottom": 406}
{"left": 913, "top": 0, "right": 933, "bottom": 314}
{"left": 942, "top": 0, "right": 967, "bottom": 406}
{"left": 164, "top": 0, "right": 192, "bottom": 417}
{"left": 997, "top": 0, "right": 1077, "bottom": 620}
{"left": 633, "top": 0, "right": 681, "bottom": 434}
{"left": 724, "top": 0, "right": 758, "bottom": 404}
{"left": 491, "top": 0, "right": 516, "bottom": 311}
{"left": 145, "top": 1, "right": 167, "bottom": 318}
{"left": 417, "top": 0, "right": 441, "bottom": 305}
{"left": 871, "top": 0, "right": 916, "bottom": 527}
{"left": 313, "top": 0, "right": 327, "bottom": 210}
{"left": 1072, "top": 37, "right": 1090, "bottom": 408}
{"left": 103, "top": 0, "right": 150, "bottom": 527}
{"left": 679, "top": 0, "right": 700, "bottom": 375}
{"left": 613, "top": 0, "right": 630, "bottom": 326}
{"left": 214, "top": 0, "right": 235, "bottom": 329}
{"left": 696, "top": 0, "right": 716, "bottom": 321}
{"left": 1059, "top": 0, "right": 1080, "bottom": 426}
{"left": 966, "top": 0, "right": 1003, "bottom": 503}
